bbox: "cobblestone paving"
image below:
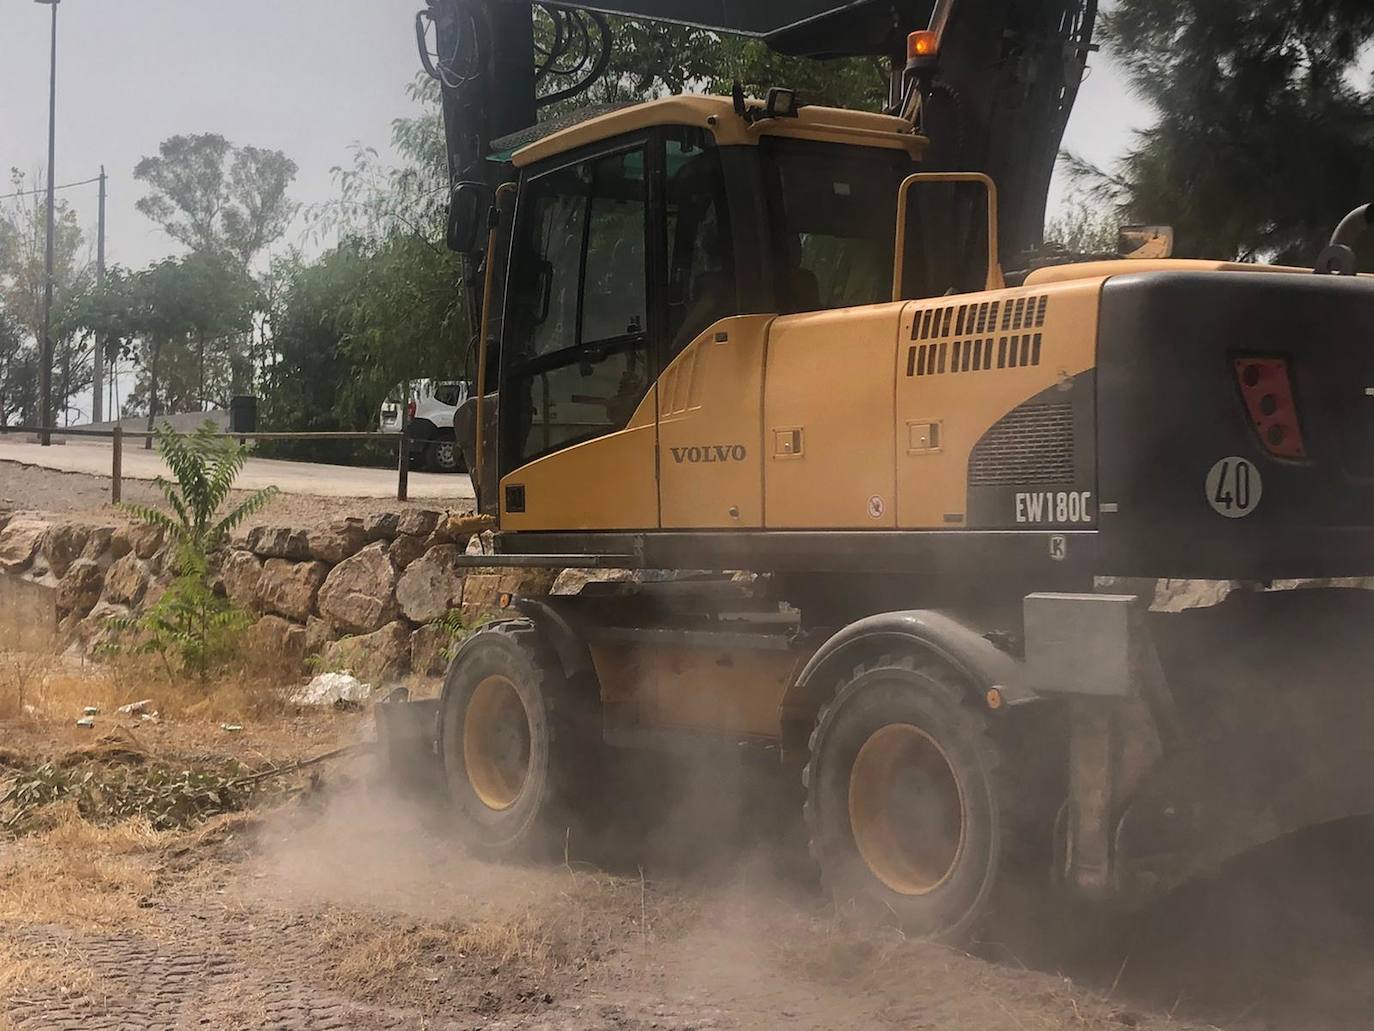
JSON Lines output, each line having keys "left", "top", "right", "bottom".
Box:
{"left": 4, "top": 923, "right": 428, "bottom": 1031}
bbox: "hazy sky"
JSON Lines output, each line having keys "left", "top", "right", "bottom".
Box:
{"left": 0, "top": 1, "right": 1150, "bottom": 422}
{"left": 2, "top": 0, "right": 1151, "bottom": 271}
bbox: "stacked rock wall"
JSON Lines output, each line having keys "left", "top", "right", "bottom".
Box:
{"left": 0, "top": 509, "right": 559, "bottom": 684}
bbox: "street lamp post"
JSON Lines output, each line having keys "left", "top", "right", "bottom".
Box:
{"left": 36, "top": 0, "right": 60, "bottom": 446}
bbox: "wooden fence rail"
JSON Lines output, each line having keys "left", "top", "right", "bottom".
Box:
{"left": 0, "top": 425, "right": 414, "bottom": 502}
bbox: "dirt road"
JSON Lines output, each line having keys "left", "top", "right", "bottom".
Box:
{"left": 0, "top": 437, "right": 474, "bottom": 501}
{"left": 4, "top": 672, "right": 1374, "bottom": 1031}
{"left": 0, "top": 458, "right": 473, "bottom": 528}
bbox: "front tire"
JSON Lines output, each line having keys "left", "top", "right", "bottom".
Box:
{"left": 439, "top": 622, "right": 598, "bottom": 858}
{"left": 803, "top": 654, "right": 1003, "bottom": 944}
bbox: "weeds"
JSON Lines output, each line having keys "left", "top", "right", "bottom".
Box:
{"left": 106, "top": 421, "right": 278, "bottom": 682}
{"left": 1, "top": 757, "right": 275, "bottom": 836}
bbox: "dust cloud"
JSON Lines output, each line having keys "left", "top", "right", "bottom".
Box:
{"left": 235, "top": 708, "right": 1374, "bottom": 1031}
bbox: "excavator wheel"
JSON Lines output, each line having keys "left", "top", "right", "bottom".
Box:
{"left": 439, "top": 621, "right": 599, "bottom": 858}
{"left": 803, "top": 653, "right": 1004, "bottom": 944}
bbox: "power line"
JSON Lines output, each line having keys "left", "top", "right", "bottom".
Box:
{"left": 0, "top": 174, "right": 102, "bottom": 201}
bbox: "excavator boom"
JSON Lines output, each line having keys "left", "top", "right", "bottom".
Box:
{"left": 418, "top": 0, "right": 1096, "bottom": 261}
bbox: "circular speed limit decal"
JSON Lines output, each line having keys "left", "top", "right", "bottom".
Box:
{"left": 1206, "top": 457, "right": 1263, "bottom": 518}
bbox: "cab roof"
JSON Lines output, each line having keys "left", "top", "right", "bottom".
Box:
{"left": 511, "top": 94, "right": 926, "bottom": 168}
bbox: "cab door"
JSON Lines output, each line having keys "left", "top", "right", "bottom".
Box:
{"left": 498, "top": 140, "right": 660, "bottom": 531}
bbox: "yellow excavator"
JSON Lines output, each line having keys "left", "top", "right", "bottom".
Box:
{"left": 381, "top": 0, "right": 1374, "bottom": 942}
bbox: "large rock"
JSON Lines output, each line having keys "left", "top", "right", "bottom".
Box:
{"left": 221, "top": 550, "right": 263, "bottom": 611}
{"left": 246, "top": 525, "right": 311, "bottom": 561}
{"left": 103, "top": 553, "right": 151, "bottom": 606}
{"left": 461, "top": 569, "right": 556, "bottom": 624}
{"left": 77, "top": 600, "right": 133, "bottom": 653}
{"left": 0, "top": 517, "right": 50, "bottom": 573}
{"left": 388, "top": 533, "right": 427, "bottom": 570}
{"left": 395, "top": 545, "right": 465, "bottom": 624}
{"left": 396, "top": 509, "right": 441, "bottom": 538}
{"left": 363, "top": 511, "right": 400, "bottom": 542}
{"left": 322, "top": 620, "right": 411, "bottom": 683}
{"left": 304, "top": 614, "right": 336, "bottom": 657}
{"left": 307, "top": 518, "right": 369, "bottom": 564}
{"left": 127, "top": 523, "right": 165, "bottom": 560}
{"left": 57, "top": 558, "right": 105, "bottom": 618}
{"left": 551, "top": 568, "right": 635, "bottom": 596}
{"left": 316, "top": 541, "right": 399, "bottom": 635}
{"left": 410, "top": 623, "right": 452, "bottom": 677}
{"left": 80, "top": 525, "right": 118, "bottom": 565}
{"left": 245, "top": 614, "right": 306, "bottom": 673}
{"left": 40, "top": 523, "right": 91, "bottom": 579}
{"left": 257, "top": 558, "right": 328, "bottom": 623}
{"left": 108, "top": 527, "right": 133, "bottom": 561}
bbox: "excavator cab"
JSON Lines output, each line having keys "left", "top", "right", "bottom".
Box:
{"left": 474, "top": 96, "right": 928, "bottom": 530}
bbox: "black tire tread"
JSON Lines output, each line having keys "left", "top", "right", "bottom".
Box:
{"left": 801, "top": 650, "right": 1008, "bottom": 943}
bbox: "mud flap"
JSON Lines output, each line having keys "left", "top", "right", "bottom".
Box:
{"left": 374, "top": 689, "right": 445, "bottom": 796}
{"left": 1024, "top": 593, "right": 1167, "bottom": 903}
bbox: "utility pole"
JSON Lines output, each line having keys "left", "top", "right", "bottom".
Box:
{"left": 93, "top": 165, "right": 106, "bottom": 423}
{"left": 36, "top": 0, "right": 61, "bottom": 446}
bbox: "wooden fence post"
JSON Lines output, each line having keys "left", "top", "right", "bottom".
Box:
{"left": 111, "top": 425, "right": 123, "bottom": 504}
{"left": 397, "top": 431, "right": 410, "bottom": 503}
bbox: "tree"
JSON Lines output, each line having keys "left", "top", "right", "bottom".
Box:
{"left": 74, "top": 255, "right": 256, "bottom": 423}
{"left": 0, "top": 170, "right": 95, "bottom": 424}
{"left": 134, "top": 135, "right": 300, "bottom": 268}
{"left": 0, "top": 307, "right": 33, "bottom": 427}
{"left": 115, "top": 421, "right": 278, "bottom": 682}
{"left": 1071, "top": 1, "right": 1374, "bottom": 264}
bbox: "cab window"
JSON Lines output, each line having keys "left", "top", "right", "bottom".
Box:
{"left": 760, "top": 137, "right": 909, "bottom": 313}
{"left": 502, "top": 146, "right": 651, "bottom": 471}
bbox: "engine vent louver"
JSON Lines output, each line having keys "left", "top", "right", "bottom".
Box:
{"left": 907, "top": 295, "right": 1048, "bottom": 378}
{"left": 968, "top": 402, "right": 1075, "bottom": 487}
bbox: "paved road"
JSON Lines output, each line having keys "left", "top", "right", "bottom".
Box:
{"left": 0, "top": 437, "right": 474, "bottom": 501}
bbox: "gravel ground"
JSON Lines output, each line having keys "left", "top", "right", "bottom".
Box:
{"left": 0, "top": 461, "right": 474, "bottom": 529}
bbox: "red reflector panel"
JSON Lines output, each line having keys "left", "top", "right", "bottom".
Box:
{"left": 407, "top": 400, "right": 417, "bottom": 420}
{"left": 1234, "top": 357, "right": 1306, "bottom": 459}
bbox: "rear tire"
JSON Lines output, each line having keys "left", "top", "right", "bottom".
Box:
{"left": 429, "top": 434, "right": 465, "bottom": 473}
{"left": 439, "top": 622, "right": 599, "bottom": 858}
{"left": 803, "top": 653, "right": 1003, "bottom": 944}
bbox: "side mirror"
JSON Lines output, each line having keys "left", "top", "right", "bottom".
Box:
{"left": 1117, "top": 225, "right": 1174, "bottom": 260}
{"left": 447, "top": 181, "right": 492, "bottom": 254}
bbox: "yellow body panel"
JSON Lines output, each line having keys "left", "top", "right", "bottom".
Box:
{"left": 762, "top": 304, "right": 906, "bottom": 528}
{"left": 591, "top": 643, "right": 797, "bottom": 738}
{"left": 895, "top": 279, "right": 1103, "bottom": 528}
{"left": 499, "top": 393, "right": 659, "bottom": 531}
{"left": 658, "top": 316, "right": 773, "bottom": 528}
{"left": 512, "top": 95, "right": 926, "bottom": 168}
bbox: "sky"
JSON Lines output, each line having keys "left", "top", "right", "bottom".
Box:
{"left": 0, "top": 0, "right": 1151, "bottom": 419}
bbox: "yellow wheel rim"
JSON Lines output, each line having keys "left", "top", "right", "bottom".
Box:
{"left": 848, "top": 723, "right": 966, "bottom": 896}
{"left": 463, "top": 675, "right": 532, "bottom": 811}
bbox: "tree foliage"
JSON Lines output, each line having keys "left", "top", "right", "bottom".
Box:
{"left": 0, "top": 170, "right": 95, "bottom": 424}
{"left": 1074, "top": 1, "right": 1374, "bottom": 263}
{"left": 134, "top": 134, "right": 300, "bottom": 267}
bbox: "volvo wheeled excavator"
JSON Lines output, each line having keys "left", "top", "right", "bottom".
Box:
{"left": 380, "top": 0, "right": 1374, "bottom": 942}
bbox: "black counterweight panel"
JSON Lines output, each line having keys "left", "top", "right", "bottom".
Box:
{"left": 1096, "top": 271, "right": 1374, "bottom": 579}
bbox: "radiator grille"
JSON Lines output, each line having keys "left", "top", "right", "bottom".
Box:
{"left": 968, "top": 402, "right": 1075, "bottom": 487}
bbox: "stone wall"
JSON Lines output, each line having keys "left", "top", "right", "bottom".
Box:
{"left": 0, "top": 509, "right": 566, "bottom": 684}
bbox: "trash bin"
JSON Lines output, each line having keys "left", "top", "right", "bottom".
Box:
{"left": 229, "top": 395, "right": 257, "bottom": 434}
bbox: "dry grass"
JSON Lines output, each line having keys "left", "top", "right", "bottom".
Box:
{"left": 306, "top": 860, "right": 681, "bottom": 1008}
{"left": 0, "top": 803, "right": 162, "bottom": 930}
{"left": 1, "top": 650, "right": 292, "bottom": 728}
{"left": 0, "top": 936, "right": 99, "bottom": 1031}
